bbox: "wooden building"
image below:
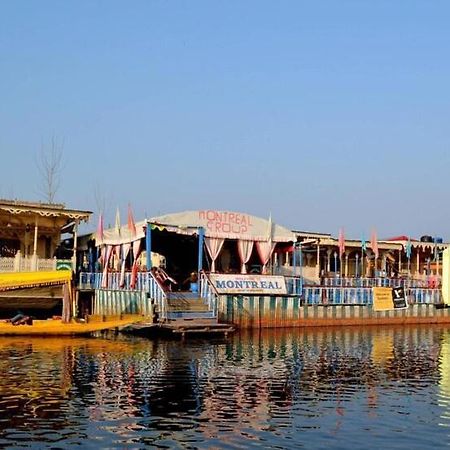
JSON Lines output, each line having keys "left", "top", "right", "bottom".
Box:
{"left": 0, "top": 199, "right": 91, "bottom": 273}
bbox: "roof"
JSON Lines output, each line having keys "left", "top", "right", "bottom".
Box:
{"left": 148, "top": 210, "right": 296, "bottom": 242}
{"left": 0, "top": 199, "right": 92, "bottom": 222}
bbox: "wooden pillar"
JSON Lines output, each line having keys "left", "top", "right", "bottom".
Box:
{"left": 344, "top": 250, "right": 350, "bottom": 277}
{"left": 315, "top": 240, "right": 320, "bottom": 279}
{"left": 326, "top": 249, "right": 332, "bottom": 273}
{"left": 33, "top": 218, "right": 38, "bottom": 255}
{"left": 146, "top": 223, "right": 152, "bottom": 270}
{"left": 32, "top": 217, "right": 39, "bottom": 270}
{"left": 72, "top": 220, "right": 79, "bottom": 271}
{"left": 416, "top": 249, "right": 420, "bottom": 276}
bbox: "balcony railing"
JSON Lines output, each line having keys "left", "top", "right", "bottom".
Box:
{"left": 0, "top": 255, "right": 71, "bottom": 272}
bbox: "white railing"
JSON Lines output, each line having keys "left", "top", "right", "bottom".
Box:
{"left": 0, "top": 255, "right": 71, "bottom": 272}
{"left": 0, "top": 257, "right": 15, "bottom": 272}
{"left": 199, "top": 271, "right": 219, "bottom": 318}
{"left": 302, "top": 286, "right": 441, "bottom": 305}
{"left": 320, "top": 277, "right": 438, "bottom": 289}
{"left": 78, "top": 271, "right": 169, "bottom": 320}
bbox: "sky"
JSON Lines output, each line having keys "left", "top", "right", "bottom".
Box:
{"left": 1, "top": 0, "right": 450, "bottom": 240}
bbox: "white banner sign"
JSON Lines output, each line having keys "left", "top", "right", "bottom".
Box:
{"left": 209, "top": 274, "right": 287, "bottom": 295}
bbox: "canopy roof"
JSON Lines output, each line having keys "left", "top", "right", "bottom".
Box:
{"left": 148, "top": 210, "right": 296, "bottom": 242}
{"left": 0, "top": 199, "right": 91, "bottom": 222}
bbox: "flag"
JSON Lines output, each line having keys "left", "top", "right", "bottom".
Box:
{"left": 127, "top": 204, "right": 136, "bottom": 237}
{"left": 96, "top": 213, "right": 104, "bottom": 243}
{"left": 370, "top": 229, "right": 379, "bottom": 259}
{"left": 406, "top": 237, "right": 412, "bottom": 259}
{"left": 115, "top": 207, "right": 121, "bottom": 236}
{"left": 361, "top": 234, "right": 367, "bottom": 252}
{"left": 338, "top": 228, "right": 345, "bottom": 258}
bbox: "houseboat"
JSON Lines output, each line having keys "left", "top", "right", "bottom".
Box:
{"left": 76, "top": 209, "right": 450, "bottom": 331}
{"left": 0, "top": 199, "right": 143, "bottom": 334}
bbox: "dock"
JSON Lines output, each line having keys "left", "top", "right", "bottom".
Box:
{"left": 123, "top": 318, "right": 235, "bottom": 339}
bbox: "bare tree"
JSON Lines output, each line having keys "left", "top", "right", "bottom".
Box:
{"left": 37, "top": 135, "right": 64, "bottom": 204}
{"left": 93, "top": 182, "right": 111, "bottom": 217}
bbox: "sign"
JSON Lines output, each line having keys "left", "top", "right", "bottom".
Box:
{"left": 209, "top": 274, "right": 287, "bottom": 295}
{"left": 373, "top": 287, "right": 408, "bottom": 311}
{"left": 148, "top": 210, "right": 296, "bottom": 242}
{"left": 392, "top": 287, "right": 408, "bottom": 309}
{"left": 199, "top": 210, "right": 253, "bottom": 235}
{"left": 56, "top": 260, "right": 72, "bottom": 271}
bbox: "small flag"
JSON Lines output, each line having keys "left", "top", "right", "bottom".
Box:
{"left": 128, "top": 204, "right": 136, "bottom": 237}
{"left": 361, "top": 234, "right": 367, "bottom": 252}
{"left": 406, "top": 238, "right": 412, "bottom": 259}
{"left": 370, "top": 229, "right": 379, "bottom": 259}
{"left": 115, "top": 207, "right": 121, "bottom": 236}
{"left": 96, "top": 213, "right": 104, "bottom": 243}
{"left": 338, "top": 228, "right": 345, "bottom": 258}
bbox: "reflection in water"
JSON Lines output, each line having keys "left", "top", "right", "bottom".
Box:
{"left": 0, "top": 327, "right": 448, "bottom": 448}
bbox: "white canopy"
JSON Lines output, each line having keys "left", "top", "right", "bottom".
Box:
{"left": 148, "top": 210, "right": 295, "bottom": 242}
{"left": 97, "top": 220, "right": 146, "bottom": 246}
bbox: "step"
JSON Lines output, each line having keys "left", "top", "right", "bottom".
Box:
{"left": 166, "top": 311, "right": 216, "bottom": 320}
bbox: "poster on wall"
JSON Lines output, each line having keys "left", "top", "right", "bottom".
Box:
{"left": 209, "top": 274, "right": 288, "bottom": 295}
{"left": 373, "top": 287, "right": 408, "bottom": 311}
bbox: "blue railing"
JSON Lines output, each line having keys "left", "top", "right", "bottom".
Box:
{"left": 321, "top": 277, "right": 437, "bottom": 289}
{"left": 79, "top": 272, "right": 442, "bottom": 307}
{"left": 301, "top": 286, "right": 441, "bottom": 305}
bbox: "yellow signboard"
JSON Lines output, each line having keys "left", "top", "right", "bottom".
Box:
{"left": 373, "top": 286, "right": 408, "bottom": 311}
{"left": 373, "top": 287, "right": 394, "bottom": 311}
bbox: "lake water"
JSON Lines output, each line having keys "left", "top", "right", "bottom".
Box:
{"left": 1, "top": 326, "right": 450, "bottom": 449}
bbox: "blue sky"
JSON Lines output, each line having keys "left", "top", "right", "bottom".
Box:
{"left": 1, "top": 1, "right": 449, "bottom": 239}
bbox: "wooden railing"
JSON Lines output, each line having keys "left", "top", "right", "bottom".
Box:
{"left": 0, "top": 255, "right": 71, "bottom": 272}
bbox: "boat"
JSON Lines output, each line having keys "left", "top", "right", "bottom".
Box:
{"left": 0, "top": 315, "right": 145, "bottom": 336}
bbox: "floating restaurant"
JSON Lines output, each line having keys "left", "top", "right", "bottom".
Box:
{"left": 75, "top": 208, "right": 450, "bottom": 332}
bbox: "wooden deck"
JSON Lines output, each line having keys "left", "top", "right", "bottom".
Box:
{"left": 123, "top": 318, "right": 235, "bottom": 338}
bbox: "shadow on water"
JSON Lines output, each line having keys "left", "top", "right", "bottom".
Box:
{"left": 0, "top": 326, "right": 450, "bottom": 448}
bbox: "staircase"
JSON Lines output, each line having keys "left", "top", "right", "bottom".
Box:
{"left": 165, "top": 291, "right": 215, "bottom": 320}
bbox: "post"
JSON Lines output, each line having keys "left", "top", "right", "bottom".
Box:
{"left": 72, "top": 220, "right": 78, "bottom": 272}
{"left": 292, "top": 244, "right": 297, "bottom": 274}
{"left": 361, "top": 248, "right": 364, "bottom": 279}
{"left": 197, "top": 226, "right": 204, "bottom": 274}
{"left": 326, "top": 249, "right": 332, "bottom": 273}
{"left": 315, "top": 240, "right": 320, "bottom": 280}
{"left": 32, "top": 217, "right": 39, "bottom": 271}
{"left": 334, "top": 251, "right": 338, "bottom": 276}
{"left": 344, "top": 250, "right": 350, "bottom": 277}
{"left": 145, "top": 223, "right": 152, "bottom": 271}
{"left": 355, "top": 253, "right": 359, "bottom": 278}
{"left": 299, "top": 242, "right": 303, "bottom": 295}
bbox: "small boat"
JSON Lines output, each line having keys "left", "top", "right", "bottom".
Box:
{"left": 0, "top": 316, "right": 145, "bottom": 336}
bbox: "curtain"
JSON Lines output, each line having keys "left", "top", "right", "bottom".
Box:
{"left": 237, "top": 240, "right": 254, "bottom": 274}
{"left": 113, "top": 245, "right": 121, "bottom": 271}
{"left": 205, "top": 237, "right": 225, "bottom": 273}
{"left": 119, "top": 243, "right": 131, "bottom": 288}
{"left": 130, "top": 239, "right": 142, "bottom": 289}
{"left": 256, "top": 240, "right": 276, "bottom": 274}
{"left": 101, "top": 245, "right": 114, "bottom": 288}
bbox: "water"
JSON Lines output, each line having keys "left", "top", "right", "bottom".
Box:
{"left": 0, "top": 326, "right": 450, "bottom": 449}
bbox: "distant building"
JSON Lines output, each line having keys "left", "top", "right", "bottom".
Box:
{"left": 0, "top": 199, "right": 91, "bottom": 272}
